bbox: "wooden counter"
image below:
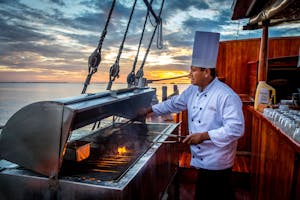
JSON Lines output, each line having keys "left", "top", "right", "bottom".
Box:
{"left": 248, "top": 106, "right": 300, "bottom": 200}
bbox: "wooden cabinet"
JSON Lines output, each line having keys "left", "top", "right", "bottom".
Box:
{"left": 217, "top": 37, "right": 300, "bottom": 95}
{"left": 249, "top": 106, "right": 300, "bottom": 200}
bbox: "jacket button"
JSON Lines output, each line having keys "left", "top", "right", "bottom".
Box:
{"left": 198, "top": 120, "right": 201, "bottom": 123}
{"left": 192, "top": 118, "right": 194, "bottom": 122}
{"left": 192, "top": 156, "right": 195, "bottom": 158}
{"left": 198, "top": 146, "right": 201, "bottom": 149}
{"left": 204, "top": 94, "right": 207, "bottom": 97}
{"left": 200, "top": 107, "right": 202, "bottom": 110}
{"left": 200, "top": 158, "right": 203, "bottom": 161}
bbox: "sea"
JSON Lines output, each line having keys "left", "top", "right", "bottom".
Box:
{"left": 0, "top": 82, "right": 189, "bottom": 126}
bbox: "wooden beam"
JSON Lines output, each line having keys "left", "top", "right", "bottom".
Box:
{"left": 258, "top": 20, "right": 269, "bottom": 81}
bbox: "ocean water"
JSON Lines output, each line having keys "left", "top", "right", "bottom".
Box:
{"left": 0, "top": 82, "right": 189, "bottom": 126}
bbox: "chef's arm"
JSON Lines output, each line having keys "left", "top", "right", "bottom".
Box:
{"left": 182, "top": 132, "right": 210, "bottom": 145}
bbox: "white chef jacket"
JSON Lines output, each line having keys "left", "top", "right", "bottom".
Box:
{"left": 152, "top": 78, "right": 245, "bottom": 170}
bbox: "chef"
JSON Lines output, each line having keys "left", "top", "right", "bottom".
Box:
{"left": 142, "top": 31, "right": 244, "bottom": 199}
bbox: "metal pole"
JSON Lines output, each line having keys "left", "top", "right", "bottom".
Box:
{"left": 162, "top": 86, "right": 167, "bottom": 101}
{"left": 173, "top": 85, "right": 179, "bottom": 95}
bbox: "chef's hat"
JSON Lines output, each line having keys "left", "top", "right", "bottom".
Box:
{"left": 191, "top": 31, "right": 220, "bottom": 68}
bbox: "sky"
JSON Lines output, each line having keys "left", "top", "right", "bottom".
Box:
{"left": 0, "top": 0, "right": 299, "bottom": 84}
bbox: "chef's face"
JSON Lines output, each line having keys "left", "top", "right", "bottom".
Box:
{"left": 189, "top": 66, "right": 210, "bottom": 87}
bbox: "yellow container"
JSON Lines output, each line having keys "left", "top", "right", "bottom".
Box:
{"left": 254, "top": 81, "right": 276, "bottom": 110}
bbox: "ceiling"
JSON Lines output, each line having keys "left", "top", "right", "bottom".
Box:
{"left": 231, "top": 0, "right": 300, "bottom": 30}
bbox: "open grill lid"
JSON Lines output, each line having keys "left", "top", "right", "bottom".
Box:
{"left": 0, "top": 87, "right": 155, "bottom": 177}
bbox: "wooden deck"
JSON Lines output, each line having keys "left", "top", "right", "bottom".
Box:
{"left": 178, "top": 151, "right": 250, "bottom": 173}
{"left": 165, "top": 152, "right": 251, "bottom": 200}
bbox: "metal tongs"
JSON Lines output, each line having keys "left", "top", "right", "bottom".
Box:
{"left": 150, "top": 132, "right": 186, "bottom": 138}
{"left": 149, "top": 132, "right": 186, "bottom": 144}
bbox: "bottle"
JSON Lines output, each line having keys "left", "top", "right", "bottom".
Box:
{"left": 254, "top": 81, "right": 276, "bottom": 111}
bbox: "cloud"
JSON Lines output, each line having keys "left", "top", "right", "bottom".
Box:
{"left": 0, "top": 0, "right": 299, "bottom": 83}
{"left": 49, "top": 0, "right": 65, "bottom": 6}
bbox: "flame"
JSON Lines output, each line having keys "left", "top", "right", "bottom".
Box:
{"left": 117, "top": 146, "right": 127, "bottom": 154}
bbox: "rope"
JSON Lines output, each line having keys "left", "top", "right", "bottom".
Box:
{"left": 135, "top": 0, "right": 165, "bottom": 84}
{"left": 148, "top": 10, "right": 156, "bottom": 26}
{"left": 143, "top": 0, "right": 160, "bottom": 23}
{"left": 81, "top": 0, "right": 116, "bottom": 94}
{"left": 107, "top": 0, "right": 138, "bottom": 90}
{"left": 147, "top": 5, "right": 163, "bottom": 49}
{"left": 127, "top": 0, "right": 154, "bottom": 87}
{"left": 156, "top": 18, "right": 163, "bottom": 49}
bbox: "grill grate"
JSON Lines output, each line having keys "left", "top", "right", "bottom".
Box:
{"left": 60, "top": 123, "right": 158, "bottom": 181}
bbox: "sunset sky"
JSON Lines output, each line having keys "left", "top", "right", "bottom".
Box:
{"left": 0, "top": 0, "right": 299, "bottom": 84}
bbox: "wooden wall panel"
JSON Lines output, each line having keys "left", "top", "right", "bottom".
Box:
{"left": 237, "top": 101, "right": 252, "bottom": 151}
{"left": 217, "top": 39, "right": 260, "bottom": 94}
{"left": 217, "top": 36, "right": 300, "bottom": 95}
{"left": 247, "top": 61, "right": 258, "bottom": 99}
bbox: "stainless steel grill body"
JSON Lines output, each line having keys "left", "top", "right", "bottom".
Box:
{"left": 0, "top": 123, "right": 179, "bottom": 200}
{"left": 0, "top": 87, "right": 180, "bottom": 200}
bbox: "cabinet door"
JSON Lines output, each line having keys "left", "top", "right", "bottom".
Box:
{"left": 256, "top": 120, "right": 295, "bottom": 200}
{"left": 294, "top": 156, "right": 300, "bottom": 200}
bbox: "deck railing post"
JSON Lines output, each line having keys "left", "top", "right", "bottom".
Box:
{"left": 258, "top": 20, "right": 269, "bottom": 81}
{"left": 162, "top": 86, "right": 167, "bottom": 101}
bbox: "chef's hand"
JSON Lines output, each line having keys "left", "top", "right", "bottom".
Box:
{"left": 136, "top": 107, "right": 153, "bottom": 121}
{"left": 182, "top": 132, "right": 210, "bottom": 145}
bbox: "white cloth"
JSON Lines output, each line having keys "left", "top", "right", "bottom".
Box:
{"left": 152, "top": 78, "right": 245, "bottom": 170}
{"left": 191, "top": 31, "right": 220, "bottom": 68}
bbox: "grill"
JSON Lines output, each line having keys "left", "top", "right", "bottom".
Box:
{"left": 0, "top": 87, "right": 179, "bottom": 200}
{"left": 61, "top": 123, "right": 171, "bottom": 182}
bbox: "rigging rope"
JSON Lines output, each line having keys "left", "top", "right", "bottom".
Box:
{"left": 156, "top": 18, "right": 163, "bottom": 49}
{"left": 146, "top": 1, "right": 163, "bottom": 49}
{"left": 127, "top": 0, "right": 154, "bottom": 88}
{"left": 135, "top": 0, "right": 165, "bottom": 85}
{"left": 106, "top": 0, "right": 138, "bottom": 90}
{"left": 81, "top": 0, "right": 116, "bottom": 94}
